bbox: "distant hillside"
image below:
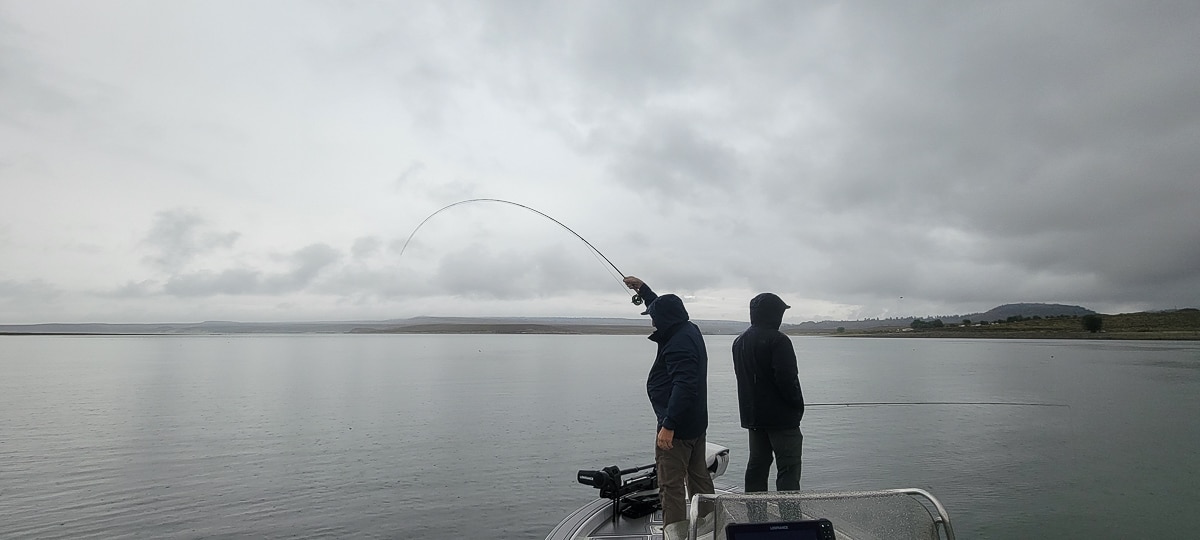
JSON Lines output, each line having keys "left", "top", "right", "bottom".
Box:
{"left": 846, "top": 309, "right": 1200, "bottom": 340}
{"left": 788, "top": 318, "right": 911, "bottom": 332}
{"left": 970, "top": 303, "right": 1095, "bottom": 322}
{"left": 785, "top": 303, "right": 1097, "bottom": 332}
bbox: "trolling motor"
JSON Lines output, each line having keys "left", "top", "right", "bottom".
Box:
{"left": 577, "top": 463, "right": 659, "bottom": 522}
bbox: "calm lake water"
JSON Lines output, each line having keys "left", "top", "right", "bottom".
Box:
{"left": 1, "top": 334, "right": 1198, "bottom": 539}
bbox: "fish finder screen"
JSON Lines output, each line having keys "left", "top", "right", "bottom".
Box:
{"left": 724, "top": 519, "right": 836, "bottom": 540}
{"left": 726, "top": 530, "right": 820, "bottom": 540}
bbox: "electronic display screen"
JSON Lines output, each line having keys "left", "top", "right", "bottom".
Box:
{"left": 724, "top": 519, "right": 835, "bottom": 540}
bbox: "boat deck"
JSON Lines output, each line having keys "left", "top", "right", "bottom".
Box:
{"left": 548, "top": 444, "right": 953, "bottom": 540}
{"left": 548, "top": 485, "right": 956, "bottom": 540}
{"left": 547, "top": 483, "right": 735, "bottom": 540}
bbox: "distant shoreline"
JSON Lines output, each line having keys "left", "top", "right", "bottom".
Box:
{"left": 4, "top": 329, "right": 1198, "bottom": 340}
{"left": 3, "top": 310, "right": 1196, "bottom": 340}
{"left": 829, "top": 330, "right": 1200, "bottom": 341}
{"left": 823, "top": 310, "right": 1200, "bottom": 341}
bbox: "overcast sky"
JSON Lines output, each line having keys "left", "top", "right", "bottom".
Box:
{"left": 2, "top": 1, "right": 1198, "bottom": 325}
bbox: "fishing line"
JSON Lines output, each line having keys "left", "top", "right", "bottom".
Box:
{"left": 807, "top": 401, "right": 1068, "bottom": 408}
{"left": 398, "top": 198, "right": 643, "bottom": 306}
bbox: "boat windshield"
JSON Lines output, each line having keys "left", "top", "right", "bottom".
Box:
{"left": 689, "top": 488, "right": 955, "bottom": 540}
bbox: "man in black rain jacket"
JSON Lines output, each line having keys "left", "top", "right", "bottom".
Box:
{"left": 624, "top": 276, "right": 714, "bottom": 535}
{"left": 732, "top": 292, "right": 805, "bottom": 492}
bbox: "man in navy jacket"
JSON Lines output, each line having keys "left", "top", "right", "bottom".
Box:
{"left": 624, "top": 276, "right": 714, "bottom": 535}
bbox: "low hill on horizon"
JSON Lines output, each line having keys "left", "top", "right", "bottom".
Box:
{"left": 786, "top": 302, "right": 1097, "bottom": 332}
{"left": 847, "top": 308, "right": 1200, "bottom": 340}
{"left": 973, "top": 303, "right": 1095, "bottom": 321}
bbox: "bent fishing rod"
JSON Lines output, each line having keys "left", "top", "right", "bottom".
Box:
{"left": 399, "top": 198, "right": 643, "bottom": 306}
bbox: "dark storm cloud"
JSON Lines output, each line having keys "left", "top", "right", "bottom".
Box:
{"left": 791, "top": 2, "right": 1200, "bottom": 217}
{"left": 796, "top": 2, "right": 1200, "bottom": 310}
{"left": 142, "top": 209, "right": 240, "bottom": 270}
{"left": 499, "top": 0, "right": 1200, "bottom": 311}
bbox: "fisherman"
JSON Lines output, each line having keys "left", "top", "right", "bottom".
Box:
{"left": 623, "top": 276, "right": 714, "bottom": 539}
{"left": 732, "top": 293, "right": 805, "bottom": 493}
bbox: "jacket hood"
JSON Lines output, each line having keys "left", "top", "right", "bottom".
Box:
{"left": 749, "top": 292, "right": 789, "bottom": 330}
{"left": 647, "top": 293, "right": 689, "bottom": 329}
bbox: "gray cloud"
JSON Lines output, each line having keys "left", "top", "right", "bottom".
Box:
{"left": 108, "top": 280, "right": 159, "bottom": 299}
{"left": 604, "top": 115, "right": 745, "bottom": 201}
{"left": 394, "top": 161, "right": 425, "bottom": 188}
{"left": 312, "top": 267, "right": 421, "bottom": 301}
{"left": 163, "top": 268, "right": 263, "bottom": 297}
{"left": 430, "top": 243, "right": 618, "bottom": 300}
{"left": 163, "top": 243, "right": 340, "bottom": 297}
{"left": 0, "top": 17, "right": 78, "bottom": 128}
{"left": 351, "top": 236, "right": 382, "bottom": 260}
{"left": 276, "top": 244, "right": 341, "bottom": 288}
{"left": 1, "top": 2, "right": 1197, "bottom": 322}
{"left": 142, "top": 209, "right": 240, "bottom": 270}
{"left": 623, "top": 1, "right": 1200, "bottom": 314}
{"left": 0, "top": 279, "right": 60, "bottom": 302}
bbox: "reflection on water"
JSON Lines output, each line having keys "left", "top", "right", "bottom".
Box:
{"left": 1, "top": 335, "right": 1197, "bottom": 539}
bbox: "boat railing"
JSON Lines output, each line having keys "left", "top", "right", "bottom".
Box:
{"left": 688, "top": 488, "right": 956, "bottom": 540}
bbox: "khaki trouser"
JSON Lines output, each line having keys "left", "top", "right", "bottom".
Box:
{"left": 655, "top": 433, "right": 715, "bottom": 527}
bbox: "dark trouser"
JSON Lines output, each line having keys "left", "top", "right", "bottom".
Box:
{"left": 655, "top": 433, "right": 716, "bottom": 526}
{"left": 744, "top": 427, "right": 803, "bottom": 492}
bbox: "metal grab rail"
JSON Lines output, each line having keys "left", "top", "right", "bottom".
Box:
{"left": 891, "top": 488, "right": 956, "bottom": 540}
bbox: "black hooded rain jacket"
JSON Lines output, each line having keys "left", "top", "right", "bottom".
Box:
{"left": 732, "top": 293, "right": 805, "bottom": 429}
{"left": 638, "top": 284, "right": 709, "bottom": 441}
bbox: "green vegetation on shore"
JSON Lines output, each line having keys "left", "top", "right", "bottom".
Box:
{"left": 822, "top": 309, "right": 1200, "bottom": 340}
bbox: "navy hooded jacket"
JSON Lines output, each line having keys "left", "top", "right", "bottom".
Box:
{"left": 732, "top": 292, "right": 804, "bottom": 429}
{"left": 639, "top": 284, "right": 709, "bottom": 440}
